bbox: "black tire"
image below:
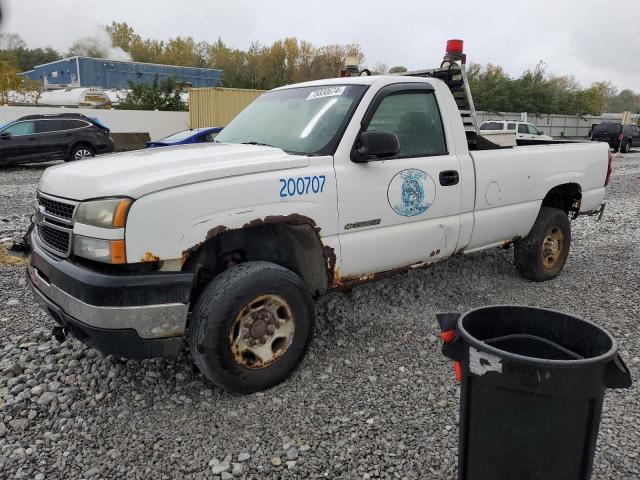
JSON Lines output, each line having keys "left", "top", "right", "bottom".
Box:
{"left": 621, "top": 140, "right": 631, "bottom": 154}
{"left": 188, "top": 261, "right": 315, "bottom": 393}
{"left": 514, "top": 207, "right": 571, "bottom": 282}
{"left": 68, "top": 144, "right": 95, "bottom": 161}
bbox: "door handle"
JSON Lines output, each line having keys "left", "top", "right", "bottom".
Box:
{"left": 439, "top": 170, "right": 459, "bottom": 186}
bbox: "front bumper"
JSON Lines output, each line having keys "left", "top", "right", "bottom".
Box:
{"left": 28, "top": 231, "right": 193, "bottom": 358}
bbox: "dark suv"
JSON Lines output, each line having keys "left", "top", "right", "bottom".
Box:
{"left": 0, "top": 113, "right": 114, "bottom": 166}
{"left": 590, "top": 122, "right": 640, "bottom": 153}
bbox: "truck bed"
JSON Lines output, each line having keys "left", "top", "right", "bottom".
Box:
{"left": 462, "top": 141, "right": 609, "bottom": 251}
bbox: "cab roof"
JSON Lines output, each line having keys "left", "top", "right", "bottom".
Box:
{"left": 272, "top": 75, "right": 440, "bottom": 91}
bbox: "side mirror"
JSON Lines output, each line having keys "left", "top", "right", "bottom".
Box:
{"left": 353, "top": 130, "right": 400, "bottom": 162}
{"left": 0, "top": 132, "right": 12, "bottom": 141}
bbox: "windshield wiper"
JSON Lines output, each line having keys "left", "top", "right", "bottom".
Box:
{"left": 241, "top": 141, "right": 277, "bottom": 148}
{"left": 237, "top": 141, "right": 311, "bottom": 156}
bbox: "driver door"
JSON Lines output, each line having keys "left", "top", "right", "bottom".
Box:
{"left": 0, "top": 121, "right": 39, "bottom": 164}
{"left": 334, "top": 84, "right": 462, "bottom": 278}
{"left": 517, "top": 123, "right": 532, "bottom": 140}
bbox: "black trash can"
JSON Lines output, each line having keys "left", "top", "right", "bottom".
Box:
{"left": 437, "top": 305, "right": 632, "bottom": 480}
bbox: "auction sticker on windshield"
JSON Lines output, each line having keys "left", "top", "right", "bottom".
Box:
{"left": 306, "top": 86, "right": 346, "bottom": 100}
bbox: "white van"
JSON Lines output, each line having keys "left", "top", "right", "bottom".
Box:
{"left": 480, "top": 120, "right": 553, "bottom": 141}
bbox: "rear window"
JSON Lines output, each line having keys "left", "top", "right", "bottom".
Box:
{"left": 593, "top": 123, "right": 621, "bottom": 135}
{"left": 480, "top": 122, "right": 504, "bottom": 131}
{"left": 36, "top": 119, "right": 88, "bottom": 133}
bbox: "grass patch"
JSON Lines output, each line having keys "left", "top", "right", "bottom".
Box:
{"left": 0, "top": 245, "right": 29, "bottom": 266}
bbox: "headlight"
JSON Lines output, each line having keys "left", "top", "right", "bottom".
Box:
{"left": 73, "top": 236, "right": 126, "bottom": 264}
{"left": 75, "top": 198, "right": 132, "bottom": 228}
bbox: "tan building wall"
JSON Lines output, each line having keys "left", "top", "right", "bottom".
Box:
{"left": 189, "top": 87, "right": 265, "bottom": 128}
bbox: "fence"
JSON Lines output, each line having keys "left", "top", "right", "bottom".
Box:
{"left": 3, "top": 104, "right": 636, "bottom": 143}
{"left": 0, "top": 105, "right": 189, "bottom": 141}
{"left": 189, "top": 87, "right": 265, "bottom": 128}
{"left": 476, "top": 111, "right": 639, "bottom": 139}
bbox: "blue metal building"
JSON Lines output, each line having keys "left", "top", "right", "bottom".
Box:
{"left": 21, "top": 57, "right": 223, "bottom": 90}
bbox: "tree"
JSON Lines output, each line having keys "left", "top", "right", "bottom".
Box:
{"left": 604, "top": 88, "right": 640, "bottom": 113}
{"left": 0, "top": 32, "right": 61, "bottom": 72}
{"left": 21, "top": 77, "right": 44, "bottom": 106}
{"left": 119, "top": 76, "right": 187, "bottom": 111}
{"left": 372, "top": 62, "right": 388, "bottom": 75}
{"left": 0, "top": 60, "right": 23, "bottom": 104}
{"left": 0, "top": 33, "right": 26, "bottom": 51}
{"left": 467, "top": 61, "right": 617, "bottom": 115}
{"left": 389, "top": 66, "right": 407, "bottom": 74}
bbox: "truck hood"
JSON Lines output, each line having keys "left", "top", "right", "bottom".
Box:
{"left": 38, "top": 143, "right": 310, "bottom": 200}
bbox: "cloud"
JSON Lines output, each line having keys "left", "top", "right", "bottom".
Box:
{"left": 2, "top": 0, "right": 639, "bottom": 91}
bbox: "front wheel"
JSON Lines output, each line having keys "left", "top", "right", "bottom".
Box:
{"left": 514, "top": 207, "right": 571, "bottom": 282}
{"left": 188, "top": 261, "right": 315, "bottom": 393}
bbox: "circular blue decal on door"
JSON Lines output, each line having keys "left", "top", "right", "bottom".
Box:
{"left": 387, "top": 169, "right": 436, "bottom": 217}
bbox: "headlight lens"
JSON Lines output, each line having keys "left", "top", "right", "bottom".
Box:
{"left": 75, "top": 198, "right": 131, "bottom": 228}
{"left": 73, "top": 236, "right": 126, "bottom": 264}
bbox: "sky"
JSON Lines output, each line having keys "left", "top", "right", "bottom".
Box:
{"left": 2, "top": 0, "right": 639, "bottom": 92}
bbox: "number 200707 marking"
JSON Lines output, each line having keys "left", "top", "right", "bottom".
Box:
{"left": 279, "top": 175, "right": 326, "bottom": 197}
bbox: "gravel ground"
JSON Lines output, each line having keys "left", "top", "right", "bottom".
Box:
{"left": 1, "top": 152, "right": 639, "bottom": 479}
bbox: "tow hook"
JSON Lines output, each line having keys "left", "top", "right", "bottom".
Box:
{"left": 52, "top": 326, "right": 67, "bottom": 343}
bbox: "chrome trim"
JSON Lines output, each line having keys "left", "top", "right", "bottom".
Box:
{"left": 37, "top": 191, "right": 79, "bottom": 207}
{"left": 35, "top": 192, "right": 78, "bottom": 258}
{"left": 39, "top": 219, "right": 72, "bottom": 233}
{"left": 28, "top": 265, "right": 188, "bottom": 339}
{"left": 41, "top": 210, "right": 74, "bottom": 227}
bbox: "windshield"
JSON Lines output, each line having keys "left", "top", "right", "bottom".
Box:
{"left": 159, "top": 129, "right": 205, "bottom": 142}
{"left": 215, "top": 84, "right": 368, "bottom": 155}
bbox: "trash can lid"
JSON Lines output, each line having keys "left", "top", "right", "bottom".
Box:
{"left": 457, "top": 305, "right": 618, "bottom": 367}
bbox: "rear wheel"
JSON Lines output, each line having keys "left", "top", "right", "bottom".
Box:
{"left": 515, "top": 207, "right": 571, "bottom": 282}
{"left": 188, "top": 261, "right": 315, "bottom": 393}
{"left": 68, "top": 144, "right": 95, "bottom": 161}
{"left": 621, "top": 139, "right": 631, "bottom": 154}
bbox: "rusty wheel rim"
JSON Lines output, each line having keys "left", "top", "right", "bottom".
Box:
{"left": 228, "top": 294, "right": 295, "bottom": 369}
{"left": 542, "top": 226, "right": 565, "bottom": 269}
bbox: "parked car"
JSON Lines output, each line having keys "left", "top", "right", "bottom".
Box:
{"left": 0, "top": 113, "right": 114, "bottom": 166}
{"left": 590, "top": 122, "right": 640, "bottom": 153}
{"left": 145, "top": 127, "right": 222, "bottom": 148}
{"left": 25, "top": 73, "right": 610, "bottom": 393}
{"left": 479, "top": 120, "right": 554, "bottom": 141}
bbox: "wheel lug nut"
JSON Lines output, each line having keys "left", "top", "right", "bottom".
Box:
{"left": 267, "top": 326, "right": 275, "bottom": 335}
{"left": 259, "top": 337, "right": 267, "bottom": 344}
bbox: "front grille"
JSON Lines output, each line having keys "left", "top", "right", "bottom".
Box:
{"left": 35, "top": 193, "right": 77, "bottom": 257}
{"left": 38, "top": 195, "right": 75, "bottom": 221}
{"left": 38, "top": 224, "right": 71, "bottom": 255}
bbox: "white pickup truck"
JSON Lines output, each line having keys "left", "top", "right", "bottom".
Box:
{"left": 26, "top": 74, "right": 611, "bottom": 393}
